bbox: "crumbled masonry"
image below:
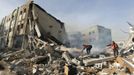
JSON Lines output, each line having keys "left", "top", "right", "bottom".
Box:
{"left": 0, "top": 43, "right": 133, "bottom": 75}
{"left": 0, "top": 1, "right": 133, "bottom": 75}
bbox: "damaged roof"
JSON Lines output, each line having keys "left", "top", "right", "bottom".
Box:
{"left": 34, "top": 3, "right": 64, "bottom": 26}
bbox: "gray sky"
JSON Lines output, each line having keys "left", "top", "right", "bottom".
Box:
{"left": 0, "top": 0, "right": 134, "bottom": 41}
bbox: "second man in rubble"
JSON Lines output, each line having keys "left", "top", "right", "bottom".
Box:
{"left": 107, "top": 41, "right": 119, "bottom": 57}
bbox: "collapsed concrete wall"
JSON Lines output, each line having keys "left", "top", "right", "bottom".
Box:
{"left": 0, "top": 1, "right": 69, "bottom": 49}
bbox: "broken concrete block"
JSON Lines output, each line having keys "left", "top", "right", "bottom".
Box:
{"left": 62, "top": 52, "right": 72, "bottom": 64}
{"left": 71, "top": 58, "right": 81, "bottom": 66}
{"left": 94, "top": 63, "right": 102, "bottom": 69}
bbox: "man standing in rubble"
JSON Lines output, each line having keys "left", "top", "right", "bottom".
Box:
{"left": 107, "top": 41, "right": 119, "bottom": 57}
{"left": 82, "top": 44, "right": 92, "bottom": 54}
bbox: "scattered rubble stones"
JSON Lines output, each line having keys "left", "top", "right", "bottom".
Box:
{"left": 0, "top": 45, "right": 133, "bottom": 75}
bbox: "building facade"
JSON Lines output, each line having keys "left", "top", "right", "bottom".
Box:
{"left": 83, "top": 25, "right": 112, "bottom": 49}
{"left": 0, "top": 1, "right": 69, "bottom": 49}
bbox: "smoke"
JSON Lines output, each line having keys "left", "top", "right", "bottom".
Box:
{"left": 68, "top": 32, "right": 83, "bottom": 48}
{"left": 90, "top": 47, "right": 104, "bottom": 55}
{"left": 67, "top": 26, "right": 112, "bottom": 55}
{"left": 88, "top": 26, "right": 112, "bottom": 54}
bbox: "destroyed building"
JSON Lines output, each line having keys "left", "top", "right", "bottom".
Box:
{"left": 83, "top": 25, "right": 112, "bottom": 49}
{"left": 123, "top": 23, "right": 134, "bottom": 48}
{"left": 0, "top": 1, "right": 69, "bottom": 49}
{"left": 0, "top": 1, "right": 133, "bottom": 75}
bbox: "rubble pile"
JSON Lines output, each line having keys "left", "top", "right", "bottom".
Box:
{"left": 0, "top": 1, "right": 133, "bottom": 75}
{"left": 0, "top": 44, "right": 133, "bottom": 75}
{"left": 0, "top": 44, "right": 67, "bottom": 75}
